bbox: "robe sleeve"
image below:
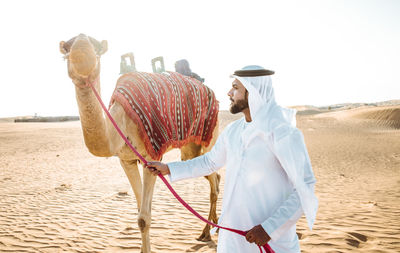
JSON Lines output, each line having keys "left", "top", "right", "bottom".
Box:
{"left": 167, "top": 127, "right": 228, "bottom": 182}
{"left": 261, "top": 190, "right": 303, "bottom": 241}
{"left": 261, "top": 126, "right": 317, "bottom": 241}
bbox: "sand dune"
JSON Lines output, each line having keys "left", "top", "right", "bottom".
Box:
{"left": 337, "top": 106, "right": 400, "bottom": 129}
{"left": 1, "top": 108, "right": 399, "bottom": 252}
{"left": 298, "top": 106, "right": 400, "bottom": 252}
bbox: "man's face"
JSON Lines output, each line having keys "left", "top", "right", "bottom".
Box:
{"left": 228, "top": 79, "right": 249, "bottom": 114}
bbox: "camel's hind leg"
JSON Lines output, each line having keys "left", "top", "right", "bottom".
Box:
{"left": 198, "top": 173, "right": 220, "bottom": 241}
{"left": 119, "top": 159, "right": 142, "bottom": 211}
{"left": 180, "top": 142, "right": 221, "bottom": 242}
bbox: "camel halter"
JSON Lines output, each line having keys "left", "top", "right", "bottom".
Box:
{"left": 86, "top": 78, "right": 275, "bottom": 253}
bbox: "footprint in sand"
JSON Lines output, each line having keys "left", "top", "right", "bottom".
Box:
{"left": 345, "top": 232, "right": 368, "bottom": 248}
{"left": 361, "top": 201, "right": 378, "bottom": 207}
{"left": 118, "top": 191, "right": 129, "bottom": 196}
{"left": 348, "top": 232, "right": 368, "bottom": 242}
{"left": 345, "top": 238, "right": 361, "bottom": 248}
{"left": 55, "top": 183, "right": 71, "bottom": 191}
{"left": 392, "top": 153, "right": 400, "bottom": 160}
{"left": 113, "top": 191, "right": 129, "bottom": 201}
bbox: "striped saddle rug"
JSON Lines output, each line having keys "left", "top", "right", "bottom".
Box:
{"left": 110, "top": 71, "right": 219, "bottom": 160}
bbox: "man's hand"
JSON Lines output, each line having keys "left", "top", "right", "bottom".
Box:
{"left": 145, "top": 161, "right": 170, "bottom": 176}
{"left": 245, "top": 224, "right": 271, "bottom": 246}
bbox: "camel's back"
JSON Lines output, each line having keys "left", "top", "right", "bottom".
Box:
{"left": 110, "top": 71, "right": 219, "bottom": 160}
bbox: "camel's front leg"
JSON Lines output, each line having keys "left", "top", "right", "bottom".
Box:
{"left": 197, "top": 172, "right": 221, "bottom": 242}
{"left": 119, "top": 159, "right": 142, "bottom": 211}
{"left": 138, "top": 165, "right": 157, "bottom": 253}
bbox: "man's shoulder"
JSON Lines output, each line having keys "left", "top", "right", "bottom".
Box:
{"left": 220, "top": 117, "right": 244, "bottom": 137}
{"left": 257, "top": 105, "right": 297, "bottom": 132}
{"left": 226, "top": 117, "right": 244, "bottom": 130}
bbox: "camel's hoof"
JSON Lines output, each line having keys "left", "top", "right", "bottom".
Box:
{"left": 196, "top": 233, "right": 212, "bottom": 242}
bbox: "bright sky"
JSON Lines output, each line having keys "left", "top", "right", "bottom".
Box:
{"left": 0, "top": 0, "right": 399, "bottom": 117}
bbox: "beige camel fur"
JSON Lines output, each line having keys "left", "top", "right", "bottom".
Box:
{"left": 60, "top": 34, "right": 220, "bottom": 253}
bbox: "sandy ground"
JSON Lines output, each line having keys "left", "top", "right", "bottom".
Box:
{"left": 1, "top": 107, "right": 399, "bottom": 252}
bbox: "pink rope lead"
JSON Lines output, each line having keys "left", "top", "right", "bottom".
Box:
{"left": 87, "top": 79, "right": 275, "bottom": 253}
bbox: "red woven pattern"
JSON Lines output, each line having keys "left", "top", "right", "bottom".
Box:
{"left": 110, "top": 72, "right": 219, "bottom": 160}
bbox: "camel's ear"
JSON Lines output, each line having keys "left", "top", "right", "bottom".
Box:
{"left": 99, "top": 40, "right": 108, "bottom": 55}
{"left": 59, "top": 41, "right": 67, "bottom": 55}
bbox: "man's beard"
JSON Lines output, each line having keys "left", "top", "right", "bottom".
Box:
{"left": 229, "top": 98, "right": 249, "bottom": 114}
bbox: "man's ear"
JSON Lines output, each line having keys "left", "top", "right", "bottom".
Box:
{"left": 99, "top": 40, "right": 108, "bottom": 55}
{"left": 59, "top": 41, "right": 67, "bottom": 55}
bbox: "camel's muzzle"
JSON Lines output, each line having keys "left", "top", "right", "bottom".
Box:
{"left": 69, "top": 37, "right": 98, "bottom": 78}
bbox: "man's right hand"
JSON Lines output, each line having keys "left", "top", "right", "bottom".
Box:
{"left": 145, "top": 161, "right": 170, "bottom": 176}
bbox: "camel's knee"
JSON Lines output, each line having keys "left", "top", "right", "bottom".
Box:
{"left": 208, "top": 173, "right": 221, "bottom": 197}
{"left": 138, "top": 217, "right": 148, "bottom": 233}
{"left": 210, "top": 192, "right": 218, "bottom": 203}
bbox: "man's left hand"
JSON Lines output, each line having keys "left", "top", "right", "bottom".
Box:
{"left": 245, "top": 224, "right": 271, "bottom": 246}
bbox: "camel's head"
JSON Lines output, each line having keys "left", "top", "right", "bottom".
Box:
{"left": 60, "top": 34, "right": 108, "bottom": 82}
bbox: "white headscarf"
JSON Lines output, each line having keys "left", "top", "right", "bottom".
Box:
{"left": 230, "top": 65, "right": 296, "bottom": 127}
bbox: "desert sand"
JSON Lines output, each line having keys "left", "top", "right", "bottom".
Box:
{"left": 1, "top": 106, "right": 399, "bottom": 252}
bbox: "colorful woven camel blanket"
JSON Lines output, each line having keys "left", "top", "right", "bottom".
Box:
{"left": 110, "top": 72, "right": 219, "bottom": 160}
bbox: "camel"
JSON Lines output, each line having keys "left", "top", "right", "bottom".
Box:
{"left": 59, "top": 34, "right": 221, "bottom": 253}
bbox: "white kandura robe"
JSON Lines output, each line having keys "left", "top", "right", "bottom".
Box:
{"left": 168, "top": 110, "right": 317, "bottom": 253}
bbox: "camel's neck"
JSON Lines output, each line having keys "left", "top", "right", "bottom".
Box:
{"left": 74, "top": 79, "right": 113, "bottom": 157}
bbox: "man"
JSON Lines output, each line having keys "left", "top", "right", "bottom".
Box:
{"left": 147, "top": 65, "right": 318, "bottom": 252}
